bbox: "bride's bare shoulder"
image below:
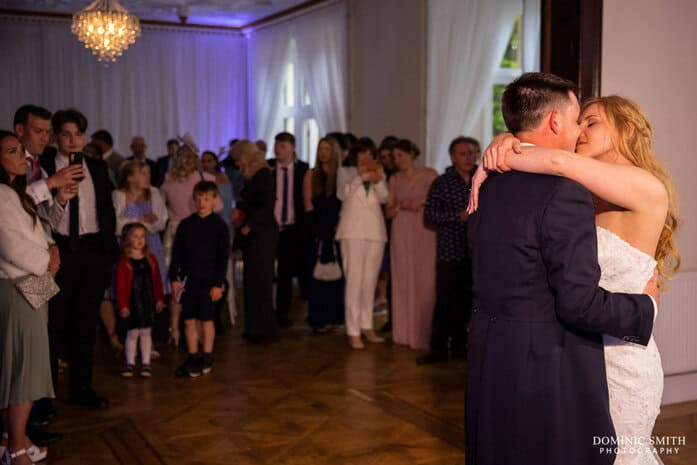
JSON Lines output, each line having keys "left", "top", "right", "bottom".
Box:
{"left": 634, "top": 167, "right": 669, "bottom": 212}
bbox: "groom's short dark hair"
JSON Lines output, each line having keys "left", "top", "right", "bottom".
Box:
{"left": 502, "top": 72, "right": 578, "bottom": 134}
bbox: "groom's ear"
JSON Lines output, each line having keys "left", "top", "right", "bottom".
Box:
{"left": 548, "top": 110, "right": 561, "bottom": 135}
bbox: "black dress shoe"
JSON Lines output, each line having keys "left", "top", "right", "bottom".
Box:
{"left": 69, "top": 388, "right": 109, "bottom": 409}
{"left": 29, "top": 399, "right": 56, "bottom": 427}
{"left": 416, "top": 350, "right": 449, "bottom": 365}
{"left": 27, "top": 429, "right": 63, "bottom": 447}
{"left": 28, "top": 410, "right": 50, "bottom": 428}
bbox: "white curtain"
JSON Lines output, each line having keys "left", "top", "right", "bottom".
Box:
{"left": 425, "top": 0, "right": 520, "bottom": 172}
{"left": 0, "top": 15, "right": 247, "bottom": 158}
{"left": 248, "top": 1, "right": 347, "bottom": 147}
{"left": 247, "top": 26, "right": 293, "bottom": 151}
{"left": 294, "top": 2, "right": 348, "bottom": 135}
{"left": 522, "top": 0, "right": 541, "bottom": 72}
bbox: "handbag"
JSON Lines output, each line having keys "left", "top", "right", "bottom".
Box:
{"left": 15, "top": 272, "right": 60, "bottom": 309}
{"left": 313, "top": 241, "right": 342, "bottom": 281}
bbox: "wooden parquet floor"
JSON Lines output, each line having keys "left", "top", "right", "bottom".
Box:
{"left": 43, "top": 314, "right": 466, "bottom": 465}
{"left": 40, "top": 307, "right": 695, "bottom": 464}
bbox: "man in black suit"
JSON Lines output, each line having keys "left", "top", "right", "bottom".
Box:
{"left": 154, "top": 138, "right": 180, "bottom": 187}
{"left": 128, "top": 135, "right": 159, "bottom": 185}
{"left": 40, "top": 108, "right": 119, "bottom": 409}
{"left": 466, "top": 73, "right": 658, "bottom": 465}
{"left": 267, "top": 132, "right": 309, "bottom": 328}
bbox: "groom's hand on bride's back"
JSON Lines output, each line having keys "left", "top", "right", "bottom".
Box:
{"left": 643, "top": 268, "right": 660, "bottom": 306}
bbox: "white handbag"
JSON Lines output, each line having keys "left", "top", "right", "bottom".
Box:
{"left": 313, "top": 242, "right": 343, "bottom": 281}
{"left": 15, "top": 272, "right": 60, "bottom": 309}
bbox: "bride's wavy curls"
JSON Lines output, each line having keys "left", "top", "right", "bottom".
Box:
{"left": 583, "top": 96, "right": 680, "bottom": 287}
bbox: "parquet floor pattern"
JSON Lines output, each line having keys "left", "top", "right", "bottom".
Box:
{"left": 38, "top": 307, "right": 695, "bottom": 465}
{"left": 44, "top": 319, "right": 466, "bottom": 465}
{"left": 654, "top": 400, "right": 697, "bottom": 465}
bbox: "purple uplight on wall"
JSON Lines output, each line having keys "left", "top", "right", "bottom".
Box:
{"left": 183, "top": 14, "right": 255, "bottom": 28}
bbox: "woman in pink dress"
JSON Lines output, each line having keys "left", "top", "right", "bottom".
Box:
{"left": 385, "top": 139, "right": 437, "bottom": 351}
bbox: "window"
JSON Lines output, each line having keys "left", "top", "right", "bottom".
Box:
{"left": 283, "top": 117, "right": 295, "bottom": 134}
{"left": 283, "top": 62, "right": 295, "bottom": 108}
{"left": 485, "top": 15, "right": 524, "bottom": 140}
{"left": 302, "top": 118, "right": 319, "bottom": 165}
{"left": 483, "top": 0, "right": 540, "bottom": 144}
{"left": 275, "top": 46, "right": 320, "bottom": 165}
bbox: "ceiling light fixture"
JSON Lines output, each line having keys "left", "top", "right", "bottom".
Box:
{"left": 71, "top": 0, "right": 141, "bottom": 64}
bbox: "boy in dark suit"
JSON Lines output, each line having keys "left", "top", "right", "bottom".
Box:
{"left": 169, "top": 181, "right": 230, "bottom": 377}
{"left": 41, "top": 108, "right": 119, "bottom": 409}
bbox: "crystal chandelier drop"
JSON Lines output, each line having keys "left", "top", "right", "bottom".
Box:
{"left": 71, "top": 0, "right": 141, "bottom": 63}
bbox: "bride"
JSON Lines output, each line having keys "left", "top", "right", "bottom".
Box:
{"left": 469, "top": 95, "right": 680, "bottom": 465}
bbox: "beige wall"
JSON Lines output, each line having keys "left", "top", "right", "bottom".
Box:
{"left": 602, "top": 0, "right": 697, "bottom": 270}
{"left": 348, "top": 0, "right": 426, "bottom": 149}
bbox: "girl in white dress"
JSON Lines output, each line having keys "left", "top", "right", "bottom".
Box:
{"left": 470, "top": 95, "right": 680, "bottom": 465}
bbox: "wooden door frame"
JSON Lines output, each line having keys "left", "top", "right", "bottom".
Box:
{"left": 541, "top": 0, "right": 603, "bottom": 100}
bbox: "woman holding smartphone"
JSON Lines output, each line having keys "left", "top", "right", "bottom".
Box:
{"left": 335, "top": 137, "right": 388, "bottom": 349}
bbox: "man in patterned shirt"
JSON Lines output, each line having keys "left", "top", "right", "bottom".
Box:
{"left": 419, "top": 136, "right": 480, "bottom": 364}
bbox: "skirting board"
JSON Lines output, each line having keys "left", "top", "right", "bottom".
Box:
{"left": 662, "top": 371, "right": 697, "bottom": 405}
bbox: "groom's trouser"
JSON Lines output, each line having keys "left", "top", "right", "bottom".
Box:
{"left": 429, "top": 259, "right": 471, "bottom": 353}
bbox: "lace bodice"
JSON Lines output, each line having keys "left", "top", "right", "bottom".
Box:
{"left": 596, "top": 226, "right": 663, "bottom": 465}
{"left": 597, "top": 226, "right": 657, "bottom": 294}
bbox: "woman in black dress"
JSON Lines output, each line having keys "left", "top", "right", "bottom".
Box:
{"left": 302, "top": 137, "right": 345, "bottom": 332}
{"left": 232, "top": 140, "right": 279, "bottom": 343}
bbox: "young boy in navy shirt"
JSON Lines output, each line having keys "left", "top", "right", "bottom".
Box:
{"left": 169, "top": 181, "right": 230, "bottom": 377}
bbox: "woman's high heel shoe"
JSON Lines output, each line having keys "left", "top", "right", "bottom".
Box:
{"left": 26, "top": 444, "right": 46, "bottom": 463}
{"left": 1, "top": 448, "right": 28, "bottom": 465}
{"left": 363, "top": 331, "right": 385, "bottom": 344}
{"left": 348, "top": 336, "right": 365, "bottom": 350}
{"left": 2, "top": 434, "right": 47, "bottom": 464}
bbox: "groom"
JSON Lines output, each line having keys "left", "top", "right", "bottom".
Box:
{"left": 466, "top": 72, "right": 657, "bottom": 465}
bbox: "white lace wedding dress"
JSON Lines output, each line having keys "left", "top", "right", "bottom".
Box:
{"left": 597, "top": 226, "right": 664, "bottom": 465}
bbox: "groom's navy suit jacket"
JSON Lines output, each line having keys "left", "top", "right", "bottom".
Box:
{"left": 466, "top": 172, "right": 655, "bottom": 465}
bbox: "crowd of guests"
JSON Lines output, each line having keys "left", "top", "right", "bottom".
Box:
{"left": 0, "top": 103, "right": 477, "bottom": 463}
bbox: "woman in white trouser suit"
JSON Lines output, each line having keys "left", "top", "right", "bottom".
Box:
{"left": 335, "top": 139, "right": 388, "bottom": 349}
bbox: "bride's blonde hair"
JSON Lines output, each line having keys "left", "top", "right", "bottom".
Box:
{"left": 582, "top": 95, "right": 680, "bottom": 286}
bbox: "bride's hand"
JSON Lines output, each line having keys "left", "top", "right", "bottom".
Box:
{"left": 467, "top": 164, "right": 489, "bottom": 214}
{"left": 483, "top": 133, "right": 522, "bottom": 173}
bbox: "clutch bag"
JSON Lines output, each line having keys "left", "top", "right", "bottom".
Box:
{"left": 15, "top": 272, "right": 60, "bottom": 309}
{"left": 313, "top": 261, "right": 343, "bottom": 281}
{"left": 312, "top": 242, "right": 343, "bottom": 282}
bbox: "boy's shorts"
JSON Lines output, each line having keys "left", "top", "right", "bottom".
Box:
{"left": 181, "top": 284, "right": 215, "bottom": 321}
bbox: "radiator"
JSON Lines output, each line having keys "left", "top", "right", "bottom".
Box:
{"left": 654, "top": 271, "right": 697, "bottom": 376}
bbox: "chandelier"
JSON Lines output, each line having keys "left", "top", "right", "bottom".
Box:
{"left": 71, "top": 0, "right": 141, "bottom": 63}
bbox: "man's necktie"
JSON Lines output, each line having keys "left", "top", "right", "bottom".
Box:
{"left": 281, "top": 167, "right": 289, "bottom": 225}
{"left": 29, "top": 157, "right": 41, "bottom": 182}
{"left": 69, "top": 195, "right": 80, "bottom": 252}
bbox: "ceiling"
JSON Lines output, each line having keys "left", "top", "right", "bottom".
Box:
{"left": 0, "top": 0, "right": 312, "bottom": 28}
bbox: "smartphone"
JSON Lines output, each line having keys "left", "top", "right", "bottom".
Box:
{"left": 69, "top": 152, "right": 85, "bottom": 182}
